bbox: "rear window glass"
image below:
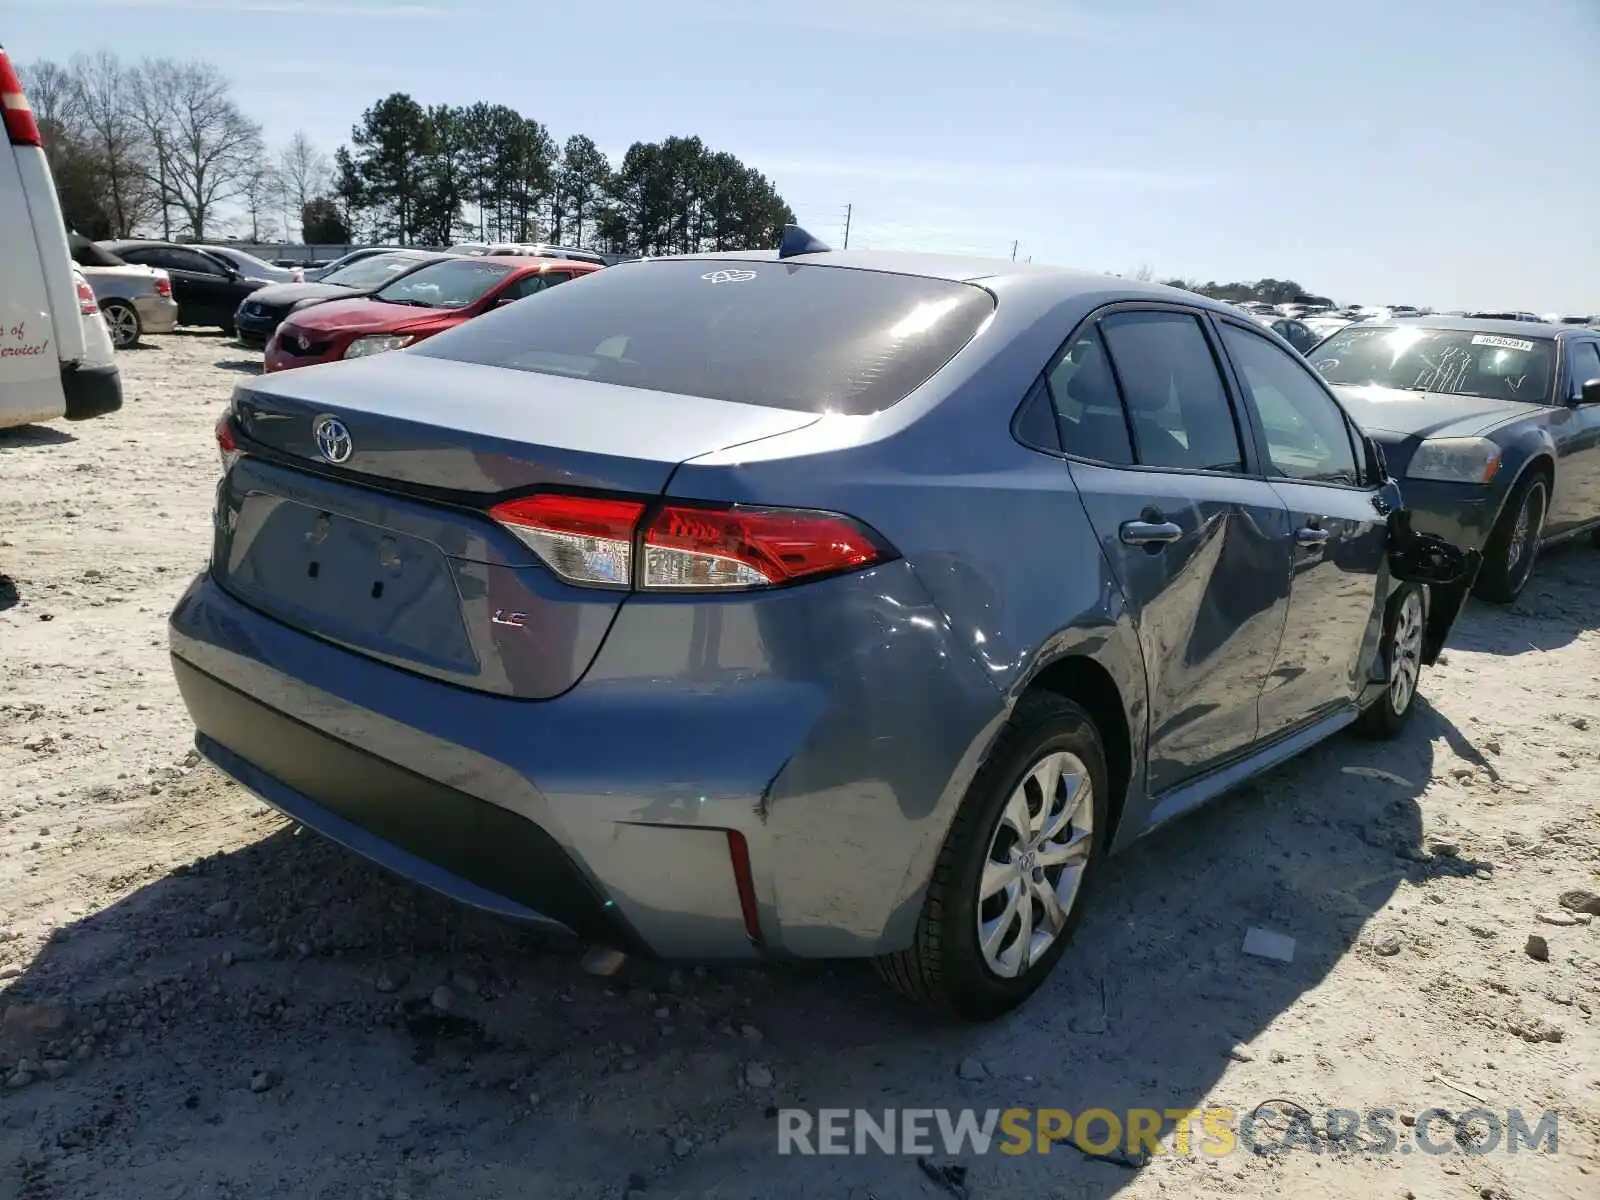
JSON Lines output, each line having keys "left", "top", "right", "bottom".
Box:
{"left": 410, "top": 259, "right": 996, "bottom": 414}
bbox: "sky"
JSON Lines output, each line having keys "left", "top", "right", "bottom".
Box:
{"left": 8, "top": 0, "right": 1599, "bottom": 312}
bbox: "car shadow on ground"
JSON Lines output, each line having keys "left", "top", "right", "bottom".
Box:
{"left": 0, "top": 694, "right": 1460, "bottom": 1198}
{"left": 1445, "top": 541, "right": 1600, "bottom": 656}
{"left": 213, "top": 359, "right": 264, "bottom": 376}
{"left": 0, "top": 425, "right": 76, "bottom": 448}
{"left": 0, "top": 572, "right": 19, "bottom": 612}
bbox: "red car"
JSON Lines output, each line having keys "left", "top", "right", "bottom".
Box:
{"left": 263, "top": 256, "right": 601, "bottom": 372}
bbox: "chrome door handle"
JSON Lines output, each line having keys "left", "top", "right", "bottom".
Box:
{"left": 1120, "top": 519, "right": 1184, "bottom": 546}
{"left": 1295, "top": 525, "right": 1329, "bottom": 547}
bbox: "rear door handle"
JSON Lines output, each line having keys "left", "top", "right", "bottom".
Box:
{"left": 1295, "top": 525, "right": 1329, "bottom": 547}
{"left": 1119, "top": 519, "right": 1184, "bottom": 547}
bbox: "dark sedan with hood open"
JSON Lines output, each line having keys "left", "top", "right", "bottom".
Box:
{"left": 1309, "top": 318, "right": 1600, "bottom": 601}
{"left": 234, "top": 250, "right": 446, "bottom": 347}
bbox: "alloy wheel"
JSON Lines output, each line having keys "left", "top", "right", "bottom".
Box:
{"left": 103, "top": 303, "right": 139, "bottom": 348}
{"left": 1388, "top": 589, "right": 1425, "bottom": 715}
{"left": 976, "top": 751, "right": 1094, "bottom": 979}
{"left": 1505, "top": 481, "right": 1546, "bottom": 590}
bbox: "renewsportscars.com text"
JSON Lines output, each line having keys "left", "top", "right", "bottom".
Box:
{"left": 776, "top": 1106, "right": 1560, "bottom": 1158}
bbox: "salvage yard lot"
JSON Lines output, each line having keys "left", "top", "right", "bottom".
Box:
{"left": 1, "top": 334, "right": 1597, "bottom": 1200}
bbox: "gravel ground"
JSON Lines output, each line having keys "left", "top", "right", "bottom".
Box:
{"left": 1, "top": 333, "right": 1597, "bottom": 1200}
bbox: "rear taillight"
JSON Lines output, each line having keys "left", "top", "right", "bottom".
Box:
{"left": 488, "top": 493, "right": 892, "bottom": 592}
{"left": 643, "top": 504, "right": 884, "bottom": 589}
{"left": 153, "top": 272, "right": 173, "bottom": 298}
{"left": 0, "top": 49, "right": 42, "bottom": 147}
{"left": 490, "top": 494, "right": 644, "bottom": 588}
{"left": 76, "top": 279, "right": 98, "bottom": 315}
{"left": 215, "top": 412, "right": 241, "bottom": 472}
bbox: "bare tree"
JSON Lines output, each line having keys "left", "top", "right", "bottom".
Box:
{"left": 278, "top": 130, "right": 330, "bottom": 242}
{"left": 69, "top": 52, "right": 158, "bottom": 237}
{"left": 19, "top": 59, "right": 79, "bottom": 139}
{"left": 239, "top": 161, "right": 282, "bottom": 242}
{"left": 134, "top": 58, "right": 264, "bottom": 241}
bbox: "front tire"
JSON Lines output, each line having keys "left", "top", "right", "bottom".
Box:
{"left": 875, "top": 692, "right": 1108, "bottom": 1020}
{"left": 1474, "top": 473, "right": 1548, "bottom": 603}
{"left": 1356, "top": 584, "right": 1426, "bottom": 739}
{"left": 101, "top": 300, "right": 141, "bottom": 349}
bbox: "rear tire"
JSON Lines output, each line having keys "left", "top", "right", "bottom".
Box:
{"left": 101, "top": 300, "right": 141, "bottom": 349}
{"left": 874, "top": 692, "right": 1108, "bottom": 1020}
{"left": 1356, "top": 583, "right": 1426, "bottom": 740}
{"left": 1474, "top": 472, "right": 1548, "bottom": 603}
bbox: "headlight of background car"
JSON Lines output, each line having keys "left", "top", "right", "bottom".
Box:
{"left": 1406, "top": 437, "right": 1502, "bottom": 484}
{"left": 343, "top": 333, "right": 415, "bottom": 360}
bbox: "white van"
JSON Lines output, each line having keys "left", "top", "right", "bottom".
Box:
{"left": 1, "top": 44, "right": 120, "bottom": 429}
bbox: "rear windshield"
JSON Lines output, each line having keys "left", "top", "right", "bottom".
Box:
{"left": 323, "top": 253, "right": 431, "bottom": 289}
{"left": 1310, "top": 325, "right": 1556, "bottom": 403}
{"left": 374, "top": 258, "right": 514, "bottom": 309}
{"left": 411, "top": 259, "right": 996, "bottom": 414}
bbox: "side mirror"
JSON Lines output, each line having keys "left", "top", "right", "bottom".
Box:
{"left": 1579, "top": 378, "right": 1600, "bottom": 406}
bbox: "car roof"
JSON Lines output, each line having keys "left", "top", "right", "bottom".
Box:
{"left": 500, "top": 258, "right": 603, "bottom": 277}
{"left": 1381, "top": 315, "right": 1578, "bottom": 339}
{"left": 660, "top": 247, "right": 1240, "bottom": 307}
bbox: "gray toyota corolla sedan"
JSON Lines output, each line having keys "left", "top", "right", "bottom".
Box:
{"left": 170, "top": 232, "right": 1470, "bottom": 1018}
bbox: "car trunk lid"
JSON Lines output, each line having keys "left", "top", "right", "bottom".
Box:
{"left": 215, "top": 355, "right": 820, "bottom": 697}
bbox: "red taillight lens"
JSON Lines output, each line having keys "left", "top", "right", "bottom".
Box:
{"left": 643, "top": 505, "right": 886, "bottom": 590}
{"left": 153, "top": 273, "right": 173, "bottom": 298}
{"left": 215, "top": 412, "right": 240, "bottom": 471}
{"left": 0, "top": 51, "right": 42, "bottom": 147}
{"left": 76, "top": 279, "right": 98, "bottom": 315}
{"left": 490, "top": 493, "right": 892, "bottom": 592}
{"left": 489, "top": 494, "right": 645, "bottom": 588}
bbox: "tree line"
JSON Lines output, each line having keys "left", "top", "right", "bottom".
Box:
{"left": 1160, "top": 277, "right": 1324, "bottom": 304}
{"left": 19, "top": 53, "right": 794, "bottom": 255}
{"left": 333, "top": 94, "right": 794, "bottom": 254}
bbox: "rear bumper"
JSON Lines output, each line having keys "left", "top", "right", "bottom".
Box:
{"left": 168, "top": 566, "right": 1004, "bottom": 960}
{"left": 175, "top": 657, "right": 644, "bottom": 948}
{"left": 135, "top": 295, "right": 179, "bottom": 334}
{"left": 61, "top": 361, "right": 122, "bottom": 420}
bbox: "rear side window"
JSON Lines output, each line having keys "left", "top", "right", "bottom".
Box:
{"left": 167, "top": 248, "right": 228, "bottom": 275}
{"left": 1099, "top": 311, "right": 1244, "bottom": 473}
{"left": 1044, "top": 329, "right": 1134, "bottom": 464}
{"left": 1567, "top": 341, "right": 1600, "bottom": 399}
{"left": 412, "top": 259, "right": 996, "bottom": 415}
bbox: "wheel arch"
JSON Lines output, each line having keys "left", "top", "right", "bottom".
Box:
{"left": 1022, "top": 653, "right": 1135, "bottom": 846}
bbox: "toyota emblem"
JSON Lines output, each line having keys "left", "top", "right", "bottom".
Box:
{"left": 312, "top": 415, "right": 353, "bottom": 464}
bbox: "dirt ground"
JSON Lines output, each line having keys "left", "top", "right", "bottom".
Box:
{"left": 1, "top": 333, "right": 1597, "bottom": 1200}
